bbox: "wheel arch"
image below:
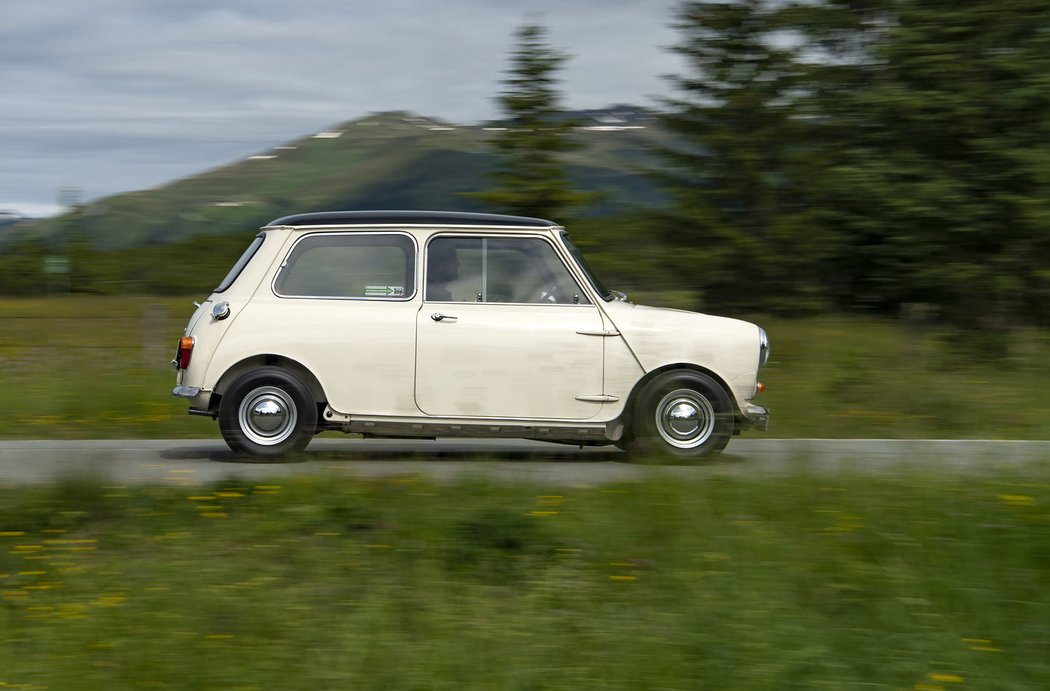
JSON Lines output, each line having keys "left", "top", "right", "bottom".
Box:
{"left": 617, "top": 363, "right": 740, "bottom": 433}
{"left": 211, "top": 354, "right": 326, "bottom": 411}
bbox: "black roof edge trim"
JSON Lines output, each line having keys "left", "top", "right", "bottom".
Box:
{"left": 266, "top": 210, "right": 558, "bottom": 228}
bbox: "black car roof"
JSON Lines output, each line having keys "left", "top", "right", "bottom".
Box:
{"left": 266, "top": 210, "right": 557, "bottom": 228}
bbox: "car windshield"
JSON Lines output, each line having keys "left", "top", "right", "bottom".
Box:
{"left": 560, "top": 232, "right": 614, "bottom": 301}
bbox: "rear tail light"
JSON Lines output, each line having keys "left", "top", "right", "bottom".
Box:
{"left": 173, "top": 336, "right": 195, "bottom": 370}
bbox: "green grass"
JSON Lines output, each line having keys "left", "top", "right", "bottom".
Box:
{"left": 0, "top": 296, "right": 1048, "bottom": 440}
{"left": 0, "top": 471, "right": 1046, "bottom": 690}
{"left": 756, "top": 314, "right": 1050, "bottom": 439}
{"left": 0, "top": 296, "right": 214, "bottom": 439}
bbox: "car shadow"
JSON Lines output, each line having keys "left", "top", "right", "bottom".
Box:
{"left": 160, "top": 440, "right": 747, "bottom": 467}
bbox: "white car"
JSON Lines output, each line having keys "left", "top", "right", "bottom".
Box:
{"left": 172, "top": 211, "right": 769, "bottom": 460}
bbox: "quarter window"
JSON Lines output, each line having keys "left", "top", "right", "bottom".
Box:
{"left": 425, "top": 236, "right": 589, "bottom": 304}
{"left": 215, "top": 234, "right": 264, "bottom": 293}
{"left": 274, "top": 233, "right": 415, "bottom": 299}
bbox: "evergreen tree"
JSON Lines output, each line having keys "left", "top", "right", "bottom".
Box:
{"left": 659, "top": 0, "right": 1050, "bottom": 326}
{"left": 657, "top": 0, "right": 833, "bottom": 313}
{"left": 803, "top": 0, "right": 1050, "bottom": 327}
{"left": 471, "top": 22, "right": 590, "bottom": 219}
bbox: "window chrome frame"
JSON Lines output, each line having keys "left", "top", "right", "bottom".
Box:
{"left": 271, "top": 231, "right": 419, "bottom": 301}
{"left": 422, "top": 232, "right": 594, "bottom": 307}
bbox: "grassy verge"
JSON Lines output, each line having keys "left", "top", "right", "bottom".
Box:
{"left": 0, "top": 470, "right": 1047, "bottom": 690}
{"left": 0, "top": 296, "right": 214, "bottom": 439}
{"left": 756, "top": 314, "right": 1050, "bottom": 439}
{"left": 1, "top": 296, "right": 1047, "bottom": 439}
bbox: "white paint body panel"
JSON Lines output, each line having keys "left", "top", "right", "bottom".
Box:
{"left": 601, "top": 301, "right": 763, "bottom": 410}
{"left": 415, "top": 303, "right": 606, "bottom": 419}
{"left": 215, "top": 295, "right": 420, "bottom": 415}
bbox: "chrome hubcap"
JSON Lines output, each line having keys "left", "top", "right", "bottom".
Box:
{"left": 655, "top": 389, "right": 715, "bottom": 449}
{"left": 238, "top": 386, "right": 298, "bottom": 446}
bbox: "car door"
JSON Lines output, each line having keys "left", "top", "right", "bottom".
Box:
{"left": 415, "top": 235, "right": 607, "bottom": 420}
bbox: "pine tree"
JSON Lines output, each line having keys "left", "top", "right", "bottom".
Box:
{"left": 471, "top": 23, "right": 591, "bottom": 220}
{"left": 809, "top": 0, "right": 1050, "bottom": 327}
{"left": 659, "top": 0, "right": 1050, "bottom": 326}
{"left": 657, "top": 0, "right": 833, "bottom": 313}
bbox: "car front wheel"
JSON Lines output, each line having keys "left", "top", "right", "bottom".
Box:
{"left": 218, "top": 367, "right": 317, "bottom": 460}
{"left": 624, "top": 371, "right": 734, "bottom": 461}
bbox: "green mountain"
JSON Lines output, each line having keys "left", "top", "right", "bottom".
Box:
{"left": 25, "top": 108, "right": 668, "bottom": 251}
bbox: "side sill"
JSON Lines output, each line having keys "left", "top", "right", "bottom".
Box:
{"left": 321, "top": 408, "right": 612, "bottom": 442}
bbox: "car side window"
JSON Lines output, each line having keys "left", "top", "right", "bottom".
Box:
{"left": 274, "top": 233, "right": 415, "bottom": 299}
{"left": 214, "top": 234, "right": 264, "bottom": 293}
{"left": 425, "top": 236, "right": 589, "bottom": 304}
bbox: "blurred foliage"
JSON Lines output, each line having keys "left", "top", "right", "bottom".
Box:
{"left": 467, "top": 22, "right": 595, "bottom": 219}
{"left": 0, "top": 226, "right": 258, "bottom": 296}
{"left": 0, "top": 473, "right": 1047, "bottom": 688}
{"left": 658, "top": 0, "right": 836, "bottom": 316}
{"left": 659, "top": 0, "right": 1050, "bottom": 328}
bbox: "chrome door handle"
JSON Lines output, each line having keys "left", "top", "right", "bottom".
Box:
{"left": 431, "top": 313, "right": 458, "bottom": 322}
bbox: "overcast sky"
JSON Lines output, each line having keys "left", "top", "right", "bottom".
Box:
{"left": 1, "top": 0, "right": 683, "bottom": 217}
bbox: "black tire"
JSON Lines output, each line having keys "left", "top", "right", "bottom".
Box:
{"left": 623, "top": 370, "right": 734, "bottom": 462}
{"left": 218, "top": 367, "right": 318, "bottom": 460}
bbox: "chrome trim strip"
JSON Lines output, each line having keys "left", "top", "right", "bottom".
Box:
{"left": 422, "top": 232, "right": 593, "bottom": 306}
{"left": 322, "top": 407, "right": 611, "bottom": 430}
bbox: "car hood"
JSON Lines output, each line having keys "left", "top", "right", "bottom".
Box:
{"left": 601, "top": 301, "right": 762, "bottom": 393}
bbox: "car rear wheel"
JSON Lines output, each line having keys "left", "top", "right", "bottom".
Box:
{"left": 624, "top": 371, "right": 733, "bottom": 461}
{"left": 218, "top": 367, "right": 317, "bottom": 460}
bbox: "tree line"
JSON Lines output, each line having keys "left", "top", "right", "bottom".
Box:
{"left": 486, "top": 1, "right": 1050, "bottom": 329}
{"left": 4, "top": 1, "right": 1049, "bottom": 331}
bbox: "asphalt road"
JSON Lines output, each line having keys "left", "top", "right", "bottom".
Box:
{"left": 0, "top": 438, "right": 1046, "bottom": 487}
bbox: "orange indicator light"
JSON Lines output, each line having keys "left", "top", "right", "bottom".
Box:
{"left": 176, "top": 336, "right": 195, "bottom": 369}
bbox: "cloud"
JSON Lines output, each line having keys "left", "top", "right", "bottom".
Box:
{"left": 0, "top": 0, "right": 681, "bottom": 214}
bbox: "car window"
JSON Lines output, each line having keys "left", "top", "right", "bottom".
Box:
{"left": 425, "top": 236, "right": 589, "bottom": 304}
{"left": 274, "top": 233, "right": 415, "bottom": 299}
{"left": 215, "top": 234, "right": 265, "bottom": 293}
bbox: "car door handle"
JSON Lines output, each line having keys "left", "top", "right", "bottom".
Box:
{"left": 431, "top": 313, "right": 458, "bottom": 322}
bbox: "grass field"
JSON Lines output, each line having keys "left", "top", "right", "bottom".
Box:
{"left": 0, "top": 295, "right": 1047, "bottom": 440}
{"left": 0, "top": 471, "right": 1046, "bottom": 690}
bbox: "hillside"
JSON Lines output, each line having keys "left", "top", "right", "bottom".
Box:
{"left": 20, "top": 108, "right": 668, "bottom": 250}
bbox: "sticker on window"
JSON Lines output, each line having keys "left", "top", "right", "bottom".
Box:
{"left": 364, "top": 285, "right": 405, "bottom": 297}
